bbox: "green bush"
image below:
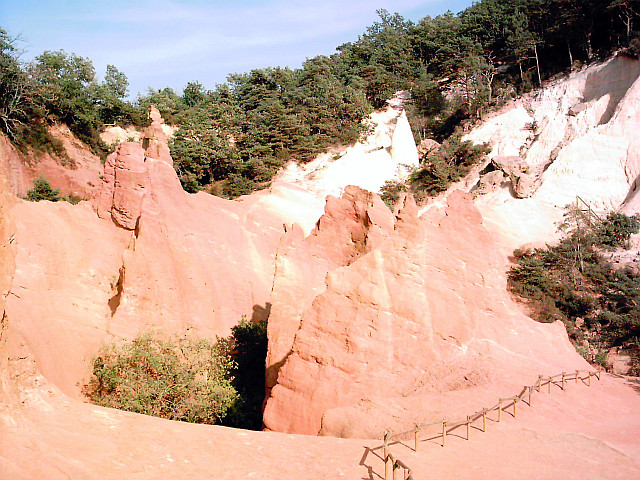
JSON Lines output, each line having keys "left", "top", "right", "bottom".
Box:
{"left": 171, "top": 62, "right": 371, "bottom": 198}
{"left": 223, "top": 173, "right": 260, "bottom": 199}
{"left": 380, "top": 179, "right": 407, "bottom": 210}
{"left": 595, "top": 212, "right": 640, "bottom": 249}
{"left": 25, "top": 176, "right": 60, "bottom": 202}
{"left": 508, "top": 209, "right": 640, "bottom": 374}
{"left": 60, "top": 194, "right": 86, "bottom": 205}
{"left": 376, "top": 132, "right": 489, "bottom": 206}
{"left": 507, "top": 251, "right": 550, "bottom": 298}
{"left": 408, "top": 132, "right": 489, "bottom": 199}
{"left": 84, "top": 333, "right": 238, "bottom": 424}
{"left": 24, "top": 176, "right": 85, "bottom": 204}
{"left": 12, "top": 123, "right": 68, "bottom": 160}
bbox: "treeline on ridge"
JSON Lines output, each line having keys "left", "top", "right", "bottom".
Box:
{"left": 2, "top": 0, "right": 640, "bottom": 198}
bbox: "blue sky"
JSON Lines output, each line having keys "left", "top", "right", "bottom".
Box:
{"left": 1, "top": 0, "right": 473, "bottom": 98}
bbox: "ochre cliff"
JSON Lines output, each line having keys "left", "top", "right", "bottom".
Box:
{"left": 1, "top": 57, "right": 640, "bottom": 478}
{"left": 0, "top": 124, "right": 103, "bottom": 199}
{"left": 1, "top": 108, "right": 320, "bottom": 396}
{"left": 263, "top": 190, "right": 586, "bottom": 436}
{"left": 265, "top": 186, "right": 395, "bottom": 399}
{"left": 0, "top": 175, "right": 14, "bottom": 314}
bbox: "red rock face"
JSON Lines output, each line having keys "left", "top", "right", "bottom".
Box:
{"left": 265, "top": 186, "right": 394, "bottom": 399}
{"left": 142, "top": 106, "right": 173, "bottom": 166}
{"left": 96, "top": 142, "right": 148, "bottom": 230}
{"left": 3, "top": 108, "right": 315, "bottom": 396}
{"left": 263, "top": 191, "right": 586, "bottom": 436}
{"left": 90, "top": 109, "right": 308, "bottom": 341}
{"left": 0, "top": 175, "right": 15, "bottom": 313}
{"left": 0, "top": 125, "right": 103, "bottom": 199}
{"left": 96, "top": 106, "right": 174, "bottom": 230}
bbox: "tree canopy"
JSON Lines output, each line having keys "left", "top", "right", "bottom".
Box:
{"left": 2, "top": 0, "right": 639, "bottom": 196}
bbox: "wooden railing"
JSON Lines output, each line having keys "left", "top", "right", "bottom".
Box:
{"left": 369, "top": 369, "right": 601, "bottom": 480}
{"left": 575, "top": 195, "right": 602, "bottom": 226}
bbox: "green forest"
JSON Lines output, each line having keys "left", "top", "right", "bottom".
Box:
{"left": 1, "top": 0, "right": 639, "bottom": 198}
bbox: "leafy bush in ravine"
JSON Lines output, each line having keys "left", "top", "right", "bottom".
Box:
{"left": 85, "top": 321, "right": 270, "bottom": 429}
{"left": 84, "top": 333, "right": 238, "bottom": 424}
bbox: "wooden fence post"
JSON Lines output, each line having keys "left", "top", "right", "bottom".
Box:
{"left": 383, "top": 432, "right": 389, "bottom": 480}
{"left": 373, "top": 368, "right": 601, "bottom": 479}
{"left": 442, "top": 421, "right": 447, "bottom": 447}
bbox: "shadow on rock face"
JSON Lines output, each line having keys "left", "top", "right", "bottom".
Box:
{"left": 583, "top": 56, "right": 640, "bottom": 125}
{"left": 251, "top": 302, "right": 271, "bottom": 323}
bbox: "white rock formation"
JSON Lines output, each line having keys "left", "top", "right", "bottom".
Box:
{"left": 273, "top": 98, "right": 420, "bottom": 233}
{"left": 461, "top": 54, "right": 640, "bottom": 248}
{"left": 390, "top": 110, "right": 420, "bottom": 175}
{"left": 100, "top": 123, "right": 174, "bottom": 147}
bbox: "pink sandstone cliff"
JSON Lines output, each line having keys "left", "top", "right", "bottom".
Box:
{"left": 1, "top": 57, "right": 640, "bottom": 475}
{"left": 3, "top": 143, "right": 638, "bottom": 479}
{"left": 265, "top": 186, "right": 395, "bottom": 397}
{"left": 1, "top": 107, "right": 314, "bottom": 397}
{"left": 0, "top": 124, "right": 103, "bottom": 199}
{"left": 263, "top": 190, "right": 587, "bottom": 437}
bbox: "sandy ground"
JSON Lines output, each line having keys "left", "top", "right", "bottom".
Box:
{"left": 1, "top": 372, "right": 639, "bottom": 479}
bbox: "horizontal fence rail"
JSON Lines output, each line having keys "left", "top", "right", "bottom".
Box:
{"left": 371, "top": 369, "right": 601, "bottom": 480}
